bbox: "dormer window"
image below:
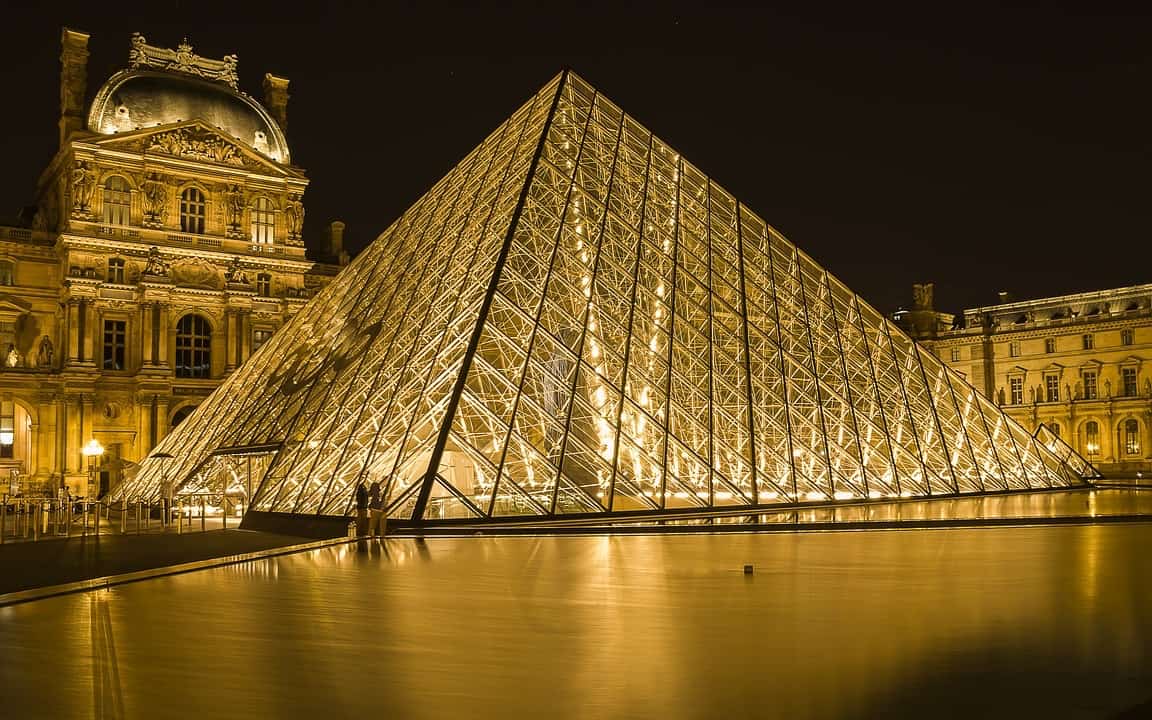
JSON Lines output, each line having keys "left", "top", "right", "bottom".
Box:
{"left": 103, "top": 176, "right": 131, "bottom": 226}
{"left": 251, "top": 197, "right": 274, "bottom": 244}
{"left": 180, "top": 187, "right": 206, "bottom": 234}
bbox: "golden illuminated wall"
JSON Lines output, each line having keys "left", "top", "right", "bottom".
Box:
{"left": 118, "top": 72, "right": 1093, "bottom": 520}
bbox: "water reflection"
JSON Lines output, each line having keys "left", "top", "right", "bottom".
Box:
{"left": 1, "top": 525, "right": 1150, "bottom": 719}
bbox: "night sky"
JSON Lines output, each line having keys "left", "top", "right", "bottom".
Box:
{"left": 0, "top": 3, "right": 1147, "bottom": 315}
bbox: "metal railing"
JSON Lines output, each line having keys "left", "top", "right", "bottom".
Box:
{"left": 0, "top": 493, "right": 246, "bottom": 544}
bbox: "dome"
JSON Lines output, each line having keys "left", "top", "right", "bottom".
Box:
{"left": 87, "top": 70, "right": 290, "bottom": 163}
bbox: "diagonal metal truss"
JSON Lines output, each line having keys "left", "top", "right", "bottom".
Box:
{"left": 115, "top": 71, "right": 1095, "bottom": 523}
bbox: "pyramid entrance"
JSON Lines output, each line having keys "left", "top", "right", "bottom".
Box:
{"left": 116, "top": 71, "right": 1096, "bottom": 526}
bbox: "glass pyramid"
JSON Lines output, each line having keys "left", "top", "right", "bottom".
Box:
{"left": 116, "top": 71, "right": 1094, "bottom": 523}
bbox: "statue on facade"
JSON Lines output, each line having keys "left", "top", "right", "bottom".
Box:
{"left": 4, "top": 344, "right": 18, "bottom": 368}
{"left": 141, "top": 173, "right": 167, "bottom": 225}
{"left": 1105, "top": 379, "right": 1112, "bottom": 399}
{"left": 224, "top": 256, "right": 248, "bottom": 284}
{"left": 285, "top": 194, "right": 304, "bottom": 241}
{"left": 128, "top": 32, "right": 148, "bottom": 68}
{"left": 71, "top": 162, "right": 94, "bottom": 215}
{"left": 911, "top": 283, "right": 933, "bottom": 311}
{"left": 220, "top": 54, "right": 239, "bottom": 87}
{"left": 143, "top": 246, "right": 168, "bottom": 277}
{"left": 36, "top": 336, "right": 53, "bottom": 368}
{"left": 225, "top": 184, "right": 245, "bottom": 234}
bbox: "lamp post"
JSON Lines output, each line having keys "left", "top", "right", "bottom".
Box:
{"left": 81, "top": 439, "right": 104, "bottom": 499}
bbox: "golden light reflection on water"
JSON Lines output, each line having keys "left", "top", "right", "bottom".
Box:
{"left": 0, "top": 525, "right": 1149, "bottom": 719}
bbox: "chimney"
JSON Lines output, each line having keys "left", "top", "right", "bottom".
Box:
{"left": 997, "top": 291, "right": 1013, "bottom": 304}
{"left": 59, "top": 28, "right": 90, "bottom": 147}
{"left": 263, "top": 73, "right": 290, "bottom": 135}
{"left": 328, "top": 221, "right": 349, "bottom": 265}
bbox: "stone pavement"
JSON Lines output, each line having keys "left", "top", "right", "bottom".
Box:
{"left": 0, "top": 529, "right": 310, "bottom": 595}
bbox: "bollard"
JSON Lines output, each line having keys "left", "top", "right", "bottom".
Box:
{"left": 176, "top": 499, "right": 182, "bottom": 535}
{"left": 95, "top": 502, "right": 100, "bottom": 537}
{"left": 1, "top": 501, "right": 5, "bottom": 544}
{"left": 120, "top": 500, "right": 126, "bottom": 534}
{"left": 201, "top": 497, "right": 206, "bottom": 532}
{"left": 222, "top": 497, "right": 228, "bottom": 530}
{"left": 33, "top": 503, "right": 40, "bottom": 541}
{"left": 65, "top": 500, "right": 71, "bottom": 538}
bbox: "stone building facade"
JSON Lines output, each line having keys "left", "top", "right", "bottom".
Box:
{"left": 896, "top": 283, "right": 1152, "bottom": 476}
{"left": 0, "top": 29, "right": 347, "bottom": 498}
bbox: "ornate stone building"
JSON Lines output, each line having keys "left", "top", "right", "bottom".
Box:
{"left": 896, "top": 283, "right": 1152, "bottom": 476}
{"left": 0, "top": 29, "right": 346, "bottom": 498}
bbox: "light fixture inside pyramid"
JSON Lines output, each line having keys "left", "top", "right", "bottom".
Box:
{"left": 116, "top": 71, "right": 1095, "bottom": 523}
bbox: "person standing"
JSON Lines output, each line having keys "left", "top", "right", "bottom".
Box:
{"left": 367, "top": 481, "right": 386, "bottom": 538}
{"left": 354, "top": 481, "right": 369, "bottom": 537}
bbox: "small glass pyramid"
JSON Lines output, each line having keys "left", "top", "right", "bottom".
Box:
{"left": 116, "top": 71, "right": 1094, "bottom": 523}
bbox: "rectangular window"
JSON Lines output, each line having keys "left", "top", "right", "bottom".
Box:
{"left": 102, "top": 319, "right": 126, "bottom": 371}
{"left": 256, "top": 273, "right": 272, "bottom": 297}
{"left": 1009, "top": 341, "right": 1020, "bottom": 358}
{"left": 1082, "top": 334, "right": 1094, "bottom": 350}
{"left": 1125, "top": 421, "right": 1141, "bottom": 455}
{"left": 0, "top": 400, "right": 12, "bottom": 459}
{"left": 252, "top": 329, "right": 273, "bottom": 352}
{"left": 1044, "top": 338, "right": 1056, "bottom": 353}
{"left": 1122, "top": 329, "right": 1134, "bottom": 346}
{"left": 1083, "top": 370, "right": 1098, "bottom": 400}
{"left": 107, "top": 258, "right": 125, "bottom": 284}
{"left": 1123, "top": 367, "right": 1138, "bottom": 397}
{"left": 950, "top": 347, "right": 961, "bottom": 362}
{"left": 1045, "top": 374, "right": 1060, "bottom": 403}
{"left": 1009, "top": 377, "right": 1023, "bottom": 405}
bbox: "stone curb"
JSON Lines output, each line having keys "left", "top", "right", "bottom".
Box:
{"left": 0, "top": 535, "right": 355, "bottom": 608}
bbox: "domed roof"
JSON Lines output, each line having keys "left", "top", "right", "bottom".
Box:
{"left": 87, "top": 69, "right": 290, "bottom": 163}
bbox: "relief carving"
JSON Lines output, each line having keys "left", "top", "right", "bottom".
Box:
{"left": 141, "top": 173, "right": 168, "bottom": 227}
{"left": 128, "top": 33, "right": 239, "bottom": 89}
{"left": 148, "top": 127, "right": 253, "bottom": 168}
{"left": 170, "top": 257, "right": 221, "bottom": 290}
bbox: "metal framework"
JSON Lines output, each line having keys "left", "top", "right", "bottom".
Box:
{"left": 115, "top": 71, "right": 1094, "bottom": 522}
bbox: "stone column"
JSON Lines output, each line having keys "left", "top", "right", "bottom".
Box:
{"left": 140, "top": 302, "right": 152, "bottom": 365}
{"left": 224, "top": 310, "right": 237, "bottom": 372}
{"left": 238, "top": 312, "right": 251, "bottom": 365}
{"left": 157, "top": 304, "right": 171, "bottom": 366}
{"left": 66, "top": 301, "right": 80, "bottom": 363}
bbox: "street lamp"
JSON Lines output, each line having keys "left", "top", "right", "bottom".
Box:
{"left": 81, "top": 439, "right": 104, "bottom": 499}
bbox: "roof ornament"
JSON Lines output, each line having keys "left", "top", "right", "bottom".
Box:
{"left": 128, "top": 32, "right": 239, "bottom": 90}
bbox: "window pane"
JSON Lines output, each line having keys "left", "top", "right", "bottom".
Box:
{"left": 176, "top": 314, "right": 212, "bottom": 378}
{"left": 180, "top": 188, "right": 206, "bottom": 234}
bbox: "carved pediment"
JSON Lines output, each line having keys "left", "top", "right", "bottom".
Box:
{"left": 89, "top": 121, "right": 299, "bottom": 177}
{"left": 170, "top": 258, "right": 221, "bottom": 290}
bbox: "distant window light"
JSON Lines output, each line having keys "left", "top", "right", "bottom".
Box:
{"left": 251, "top": 197, "right": 275, "bottom": 244}
{"left": 180, "top": 187, "right": 206, "bottom": 234}
{"left": 1008, "top": 341, "right": 1021, "bottom": 358}
{"left": 1045, "top": 374, "right": 1060, "bottom": 403}
{"left": 1044, "top": 338, "right": 1056, "bottom": 354}
{"left": 1125, "top": 419, "right": 1140, "bottom": 455}
{"left": 107, "top": 257, "right": 125, "bottom": 284}
{"left": 950, "top": 347, "right": 961, "bottom": 362}
{"left": 102, "top": 176, "right": 131, "bottom": 226}
{"left": 1081, "top": 334, "right": 1094, "bottom": 350}
{"left": 1085, "top": 421, "right": 1100, "bottom": 455}
{"left": 1009, "top": 377, "right": 1023, "bottom": 406}
{"left": 1121, "top": 329, "right": 1134, "bottom": 346}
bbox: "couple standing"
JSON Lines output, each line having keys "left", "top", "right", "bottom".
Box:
{"left": 355, "top": 481, "right": 387, "bottom": 537}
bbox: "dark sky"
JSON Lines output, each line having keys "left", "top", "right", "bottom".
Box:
{"left": 0, "top": 3, "right": 1148, "bottom": 314}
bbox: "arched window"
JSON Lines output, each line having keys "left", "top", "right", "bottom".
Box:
{"left": 1084, "top": 421, "right": 1100, "bottom": 456}
{"left": 180, "top": 187, "right": 206, "bottom": 234}
{"left": 1048, "top": 422, "right": 1060, "bottom": 439}
{"left": 250, "top": 197, "right": 274, "bottom": 244}
{"left": 256, "top": 272, "right": 272, "bottom": 297}
{"left": 171, "top": 405, "right": 196, "bottom": 428}
{"left": 175, "top": 314, "right": 211, "bottom": 378}
{"left": 102, "top": 176, "right": 131, "bottom": 226}
{"left": 1124, "top": 419, "right": 1140, "bottom": 455}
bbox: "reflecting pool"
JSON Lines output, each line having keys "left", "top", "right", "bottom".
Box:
{"left": 2, "top": 524, "right": 1150, "bottom": 719}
